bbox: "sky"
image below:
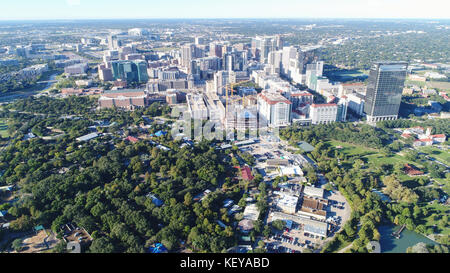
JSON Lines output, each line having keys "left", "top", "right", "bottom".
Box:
{"left": 0, "top": 0, "right": 449, "bottom": 20}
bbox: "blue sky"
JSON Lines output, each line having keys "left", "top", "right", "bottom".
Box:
{"left": 0, "top": 0, "right": 449, "bottom": 20}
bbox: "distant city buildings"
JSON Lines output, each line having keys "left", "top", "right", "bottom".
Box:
{"left": 65, "top": 63, "right": 88, "bottom": 75}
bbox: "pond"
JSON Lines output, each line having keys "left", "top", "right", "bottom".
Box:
{"left": 378, "top": 225, "right": 438, "bottom": 253}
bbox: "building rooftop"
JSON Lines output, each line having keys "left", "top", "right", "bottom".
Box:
{"left": 310, "top": 103, "right": 338, "bottom": 108}
{"left": 258, "top": 92, "right": 292, "bottom": 105}
{"left": 76, "top": 133, "right": 99, "bottom": 142}
{"left": 303, "top": 186, "right": 324, "bottom": 198}
{"left": 243, "top": 204, "right": 260, "bottom": 222}
{"left": 241, "top": 166, "right": 254, "bottom": 181}
{"left": 297, "top": 141, "right": 315, "bottom": 153}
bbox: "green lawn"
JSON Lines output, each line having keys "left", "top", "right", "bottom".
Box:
{"left": 417, "top": 146, "right": 450, "bottom": 166}
{"left": 152, "top": 47, "right": 177, "bottom": 52}
{"left": 422, "top": 203, "right": 450, "bottom": 235}
{"left": 0, "top": 119, "right": 9, "bottom": 138}
{"left": 328, "top": 141, "right": 422, "bottom": 167}
{"left": 365, "top": 153, "right": 424, "bottom": 168}
{"left": 327, "top": 141, "right": 378, "bottom": 157}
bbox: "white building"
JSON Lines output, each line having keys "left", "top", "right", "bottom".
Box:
{"left": 65, "top": 63, "right": 88, "bottom": 75}
{"left": 347, "top": 93, "right": 366, "bottom": 117}
{"left": 276, "top": 194, "right": 299, "bottom": 214}
{"left": 310, "top": 104, "right": 338, "bottom": 125}
{"left": 270, "top": 211, "right": 328, "bottom": 238}
{"left": 257, "top": 91, "right": 292, "bottom": 127}
{"left": 303, "top": 186, "right": 324, "bottom": 198}
{"left": 242, "top": 204, "right": 260, "bottom": 222}
{"left": 187, "top": 93, "right": 208, "bottom": 120}
{"left": 267, "top": 50, "right": 283, "bottom": 75}
{"left": 213, "top": 70, "right": 236, "bottom": 96}
{"left": 279, "top": 166, "right": 304, "bottom": 177}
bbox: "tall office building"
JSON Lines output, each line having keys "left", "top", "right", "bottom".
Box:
{"left": 213, "top": 71, "right": 236, "bottom": 96}
{"left": 268, "top": 50, "right": 283, "bottom": 75}
{"left": 108, "top": 35, "right": 122, "bottom": 50}
{"left": 209, "top": 43, "right": 223, "bottom": 58}
{"left": 224, "top": 51, "right": 248, "bottom": 72}
{"left": 281, "top": 46, "right": 321, "bottom": 84}
{"left": 195, "top": 37, "right": 205, "bottom": 45}
{"left": 281, "top": 46, "right": 298, "bottom": 77}
{"left": 111, "top": 60, "right": 149, "bottom": 83}
{"left": 252, "top": 36, "right": 277, "bottom": 64}
{"left": 257, "top": 91, "right": 292, "bottom": 127}
{"left": 180, "top": 44, "right": 195, "bottom": 68}
{"left": 364, "top": 62, "right": 408, "bottom": 123}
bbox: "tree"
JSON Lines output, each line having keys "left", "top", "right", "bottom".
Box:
{"left": 272, "top": 220, "right": 285, "bottom": 231}
{"left": 12, "top": 239, "right": 23, "bottom": 252}
{"left": 89, "top": 237, "right": 115, "bottom": 253}
{"left": 184, "top": 192, "right": 193, "bottom": 207}
{"left": 10, "top": 215, "right": 34, "bottom": 232}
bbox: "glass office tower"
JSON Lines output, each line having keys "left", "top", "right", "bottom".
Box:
{"left": 364, "top": 62, "right": 408, "bottom": 123}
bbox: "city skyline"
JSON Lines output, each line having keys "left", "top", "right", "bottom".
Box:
{"left": 1, "top": 0, "right": 450, "bottom": 20}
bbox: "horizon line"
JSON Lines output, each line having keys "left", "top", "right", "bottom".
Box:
{"left": 1, "top": 17, "right": 450, "bottom": 22}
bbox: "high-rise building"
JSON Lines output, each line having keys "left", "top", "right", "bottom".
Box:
{"left": 209, "top": 43, "right": 223, "bottom": 58}
{"left": 213, "top": 71, "right": 236, "bottom": 96}
{"left": 364, "top": 62, "right": 408, "bottom": 123}
{"left": 281, "top": 46, "right": 321, "bottom": 84}
{"left": 195, "top": 37, "right": 205, "bottom": 45}
{"left": 224, "top": 51, "right": 248, "bottom": 72}
{"left": 98, "top": 64, "right": 113, "bottom": 81}
{"left": 268, "top": 50, "right": 283, "bottom": 75}
{"left": 180, "top": 44, "right": 203, "bottom": 68}
{"left": 108, "top": 35, "right": 122, "bottom": 50}
{"left": 281, "top": 46, "right": 298, "bottom": 77}
{"left": 257, "top": 91, "right": 292, "bottom": 127}
{"left": 111, "top": 60, "right": 149, "bottom": 83}
{"left": 252, "top": 36, "right": 277, "bottom": 64}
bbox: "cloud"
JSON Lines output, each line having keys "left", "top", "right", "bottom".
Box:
{"left": 66, "top": 0, "right": 81, "bottom": 6}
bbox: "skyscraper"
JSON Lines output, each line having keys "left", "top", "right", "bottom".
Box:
{"left": 252, "top": 36, "right": 277, "bottom": 64}
{"left": 108, "top": 35, "right": 121, "bottom": 50}
{"left": 111, "top": 60, "right": 148, "bottom": 83}
{"left": 364, "top": 62, "right": 408, "bottom": 123}
{"left": 180, "top": 44, "right": 194, "bottom": 68}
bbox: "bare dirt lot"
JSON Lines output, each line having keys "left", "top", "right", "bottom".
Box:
{"left": 15, "top": 230, "right": 59, "bottom": 253}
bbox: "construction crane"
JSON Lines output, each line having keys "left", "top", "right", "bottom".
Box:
{"left": 222, "top": 79, "right": 254, "bottom": 114}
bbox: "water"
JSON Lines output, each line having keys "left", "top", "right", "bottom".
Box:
{"left": 378, "top": 225, "right": 438, "bottom": 253}
{"left": 0, "top": 73, "right": 58, "bottom": 103}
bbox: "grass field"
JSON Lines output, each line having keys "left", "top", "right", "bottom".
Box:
{"left": 417, "top": 146, "right": 450, "bottom": 166}
{"left": 327, "top": 141, "right": 378, "bottom": 157}
{"left": 406, "top": 78, "right": 450, "bottom": 92}
{"left": 152, "top": 47, "right": 177, "bottom": 52}
{"left": 427, "top": 81, "right": 450, "bottom": 92}
{"left": 0, "top": 119, "right": 9, "bottom": 138}
{"left": 422, "top": 203, "right": 450, "bottom": 235}
{"left": 328, "top": 140, "right": 426, "bottom": 170}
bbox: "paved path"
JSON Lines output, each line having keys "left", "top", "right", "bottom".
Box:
{"left": 338, "top": 243, "right": 353, "bottom": 253}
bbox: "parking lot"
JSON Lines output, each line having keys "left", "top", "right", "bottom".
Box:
{"left": 264, "top": 219, "right": 326, "bottom": 253}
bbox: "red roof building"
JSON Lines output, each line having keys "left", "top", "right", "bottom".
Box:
{"left": 125, "top": 136, "right": 139, "bottom": 143}
{"left": 404, "top": 164, "right": 424, "bottom": 176}
{"left": 401, "top": 133, "right": 412, "bottom": 139}
{"left": 241, "top": 166, "right": 254, "bottom": 181}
